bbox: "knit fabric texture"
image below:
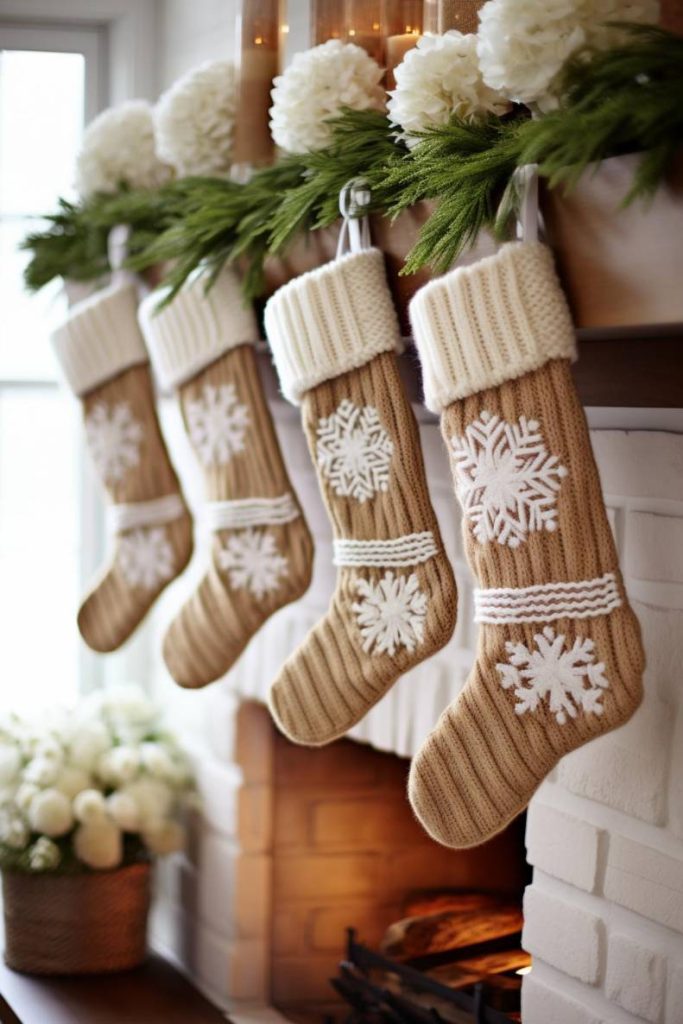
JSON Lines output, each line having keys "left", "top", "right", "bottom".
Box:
{"left": 52, "top": 281, "right": 148, "bottom": 397}
{"left": 139, "top": 265, "right": 259, "bottom": 391}
{"left": 264, "top": 249, "right": 404, "bottom": 405}
{"left": 409, "top": 241, "right": 577, "bottom": 413}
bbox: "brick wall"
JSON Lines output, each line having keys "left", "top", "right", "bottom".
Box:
{"left": 522, "top": 429, "right": 683, "bottom": 1024}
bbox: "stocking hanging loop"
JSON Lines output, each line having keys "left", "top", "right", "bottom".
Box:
{"left": 336, "top": 177, "right": 372, "bottom": 259}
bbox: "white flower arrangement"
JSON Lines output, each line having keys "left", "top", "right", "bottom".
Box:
{"left": 155, "top": 60, "right": 237, "bottom": 177}
{"left": 477, "top": 0, "right": 659, "bottom": 112}
{"left": 388, "top": 31, "right": 510, "bottom": 147}
{"left": 269, "top": 39, "right": 386, "bottom": 154}
{"left": 0, "top": 685, "right": 195, "bottom": 873}
{"left": 75, "top": 100, "right": 173, "bottom": 199}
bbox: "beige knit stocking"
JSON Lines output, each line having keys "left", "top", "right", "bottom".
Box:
{"left": 408, "top": 242, "right": 644, "bottom": 848}
{"left": 52, "top": 282, "right": 193, "bottom": 652}
{"left": 139, "top": 267, "right": 313, "bottom": 687}
{"left": 264, "top": 249, "right": 457, "bottom": 746}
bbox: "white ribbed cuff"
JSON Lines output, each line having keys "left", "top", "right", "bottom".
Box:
{"left": 264, "top": 249, "right": 404, "bottom": 404}
{"left": 409, "top": 242, "right": 577, "bottom": 413}
{"left": 51, "top": 282, "right": 147, "bottom": 396}
{"left": 138, "top": 265, "right": 259, "bottom": 390}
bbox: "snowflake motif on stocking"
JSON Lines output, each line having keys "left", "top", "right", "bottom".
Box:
{"left": 186, "top": 384, "right": 250, "bottom": 466}
{"left": 497, "top": 626, "right": 610, "bottom": 725}
{"left": 450, "top": 411, "right": 568, "bottom": 547}
{"left": 85, "top": 401, "right": 143, "bottom": 484}
{"left": 352, "top": 571, "right": 427, "bottom": 657}
{"left": 218, "top": 528, "right": 288, "bottom": 599}
{"left": 317, "top": 399, "right": 394, "bottom": 503}
{"left": 117, "top": 527, "right": 175, "bottom": 590}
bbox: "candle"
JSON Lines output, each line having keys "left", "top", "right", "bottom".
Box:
{"left": 345, "top": 0, "right": 384, "bottom": 61}
{"left": 385, "top": 31, "right": 420, "bottom": 87}
{"left": 311, "top": 0, "right": 346, "bottom": 43}
{"left": 383, "top": 1, "right": 423, "bottom": 86}
{"left": 232, "top": 0, "right": 282, "bottom": 170}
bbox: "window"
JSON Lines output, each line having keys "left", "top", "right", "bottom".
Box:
{"left": 0, "top": 25, "right": 104, "bottom": 710}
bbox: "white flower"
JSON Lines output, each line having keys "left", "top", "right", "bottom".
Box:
{"left": 143, "top": 819, "right": 186, "bottom": 856}
{"left": 28, "top": 836, "right": 61, "bottom": 871}
{"left": 218, "top": 528, "right": 289, "bottom": 599}
{"left": 352, "top": 571, "right": 428, "bottom": 656}
{"left": 0, "top": 806, "right": 29, "bottom": 850}
{"left": 15, "top": 782, "right": 39, "bottom": 814}
{"left": 54, "top": 765, "right": 91, "bottom": 800}
{"left": 74, "top": 819, "right": 123, "bottom": 870}
{"left": 121, "top": 778, "right": 174, "bottom": 827}
{"left": 155, "top": 60, "right": 237, "bottom": 177}
{"left": 388, "top": 32, "right": 509, "bottom": 146}
{"left": 68, "top": 721, "right": 112, "bottom": 771}
{"left": 117, "top": 527, "right": 175, "bottom": 591}
{"left": 477, "top": 0, "right": 659, "bottom": 112}
{"left": 270, "top": 39, "right": 386, "bottom": 153}
{"left": 85, "top": 401, "right": 143, "bottom": 484}
{"left": 317, "top": 399, "right": 394, "bottom": 503}
{"left": 0, "top": 743, "right": 21, "bottom": 785}
{"left": 75, "top": 100, "right": 173, "bottom": 198}
{"left": 73, "top": 788, "right": 107, "bottom": 823}
{"left": 28, "top": 789, "right": 74, "bottom": 838}
{"left": 99, "top": 684, "right": 159, "bottom": 744}
{"left": 140, "top": 743, "right": 175, "bottom": 780}
{"left": 186, "top": 383, "right": 250, "bottom": 466}
{"left": 23, "top": 756, "right": 61, "bottom": 787}
{"left": 106, "top": 792, "right": 140, "bottom": 832}
{"left": 97, "top": 745, "right": 141, "bottom": 786}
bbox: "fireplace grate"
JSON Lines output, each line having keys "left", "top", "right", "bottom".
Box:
{"left": 330, "top": 928, "right": 521, "bottom": 1023}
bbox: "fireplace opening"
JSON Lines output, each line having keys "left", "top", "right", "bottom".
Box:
{"left": 264, "top": 704, "right": 531, "bottom": 1022}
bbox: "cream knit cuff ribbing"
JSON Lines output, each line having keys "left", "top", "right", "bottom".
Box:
{"left": 51, "top": 281, "right": 148, "bottom": 397}
{"left": 409, "top": 241, "right": 577, "bottom": 413}
{"left": 264, "top": 249, "right": 403, "bottom": 404}
{"left": 138, "top": 265, "right": 259, "bottom": 390}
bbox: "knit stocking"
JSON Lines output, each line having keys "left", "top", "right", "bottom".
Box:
{"left": 139, "top": 267, "right": 314, "bottom": 687}
{"left": 264, "top": 249, "right": 457, "bottom": 746}
{"left": 408, "top": 242, "right": 644, "bottom": 848}
{"left": 51, "top": 282, "right": 193, "bottom": 652}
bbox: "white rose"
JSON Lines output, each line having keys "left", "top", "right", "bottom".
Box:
{"left": 106, "top": 791, "right": 140, "bottom": 832}
{"left": 23, "top": 756, "right": 61, "bottom": 787}
{"left": 0, "top": 743, "right": 21, "bottom": 785}
{"left": 122, "top": 778, "right": 173, "bottom": 827}
{"left": 73, "top": 788, "right": 107, "bottom": 823}
{"left": 143, "top": 819, "right": 186, "bottom": 856}
{"left": 28, "top": 789, "right": 74, "bottom": 838}
{"left": 54, "top": 765, "right": 91, "bottom": 800}
{"left": 28, "top": 836, "right": 61, "bottom": 871}
{"left": 69, "top": 721, "right": 111, "bottom": 771}
{"left": 74, "top": 819, "right": 123, "bottom": 870}
{"left": 97, "top": 745, "right": 141, "bottom": 786}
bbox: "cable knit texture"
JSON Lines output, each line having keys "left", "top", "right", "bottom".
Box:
{"left": 409, "top": 241, "right": 577, "bottom": 412}
{"left": 51, "top": 282, "right": 148, "bottom": 396}
{"left": 139, "top": 266, "right": 259, "bottom": 390}
{"left": 264, "top": 249, "right": 404, "bottom": 405}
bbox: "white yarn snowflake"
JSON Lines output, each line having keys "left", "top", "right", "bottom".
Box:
{"left": 85, "top": 401, "right": 144, "bottom": 484}
{"left": 352, "top": 571, "right": 427, "bottom": 657}
{"left": 451, "top": 410, "right": 568, "bottom": 548}
{"left": 317, "top": 399, "right": 394, "bottom": 503}
{"left": 218, "top": 529, "right": 288, "bottom": 599}
{"left": 117, "top": 528, "right": 175, "bottom": 590}
{"left": 186, "top": 384, "right": 249, "bottom": 466}
{"left": 497, "top": 626, "right": 610, "bottom": 725}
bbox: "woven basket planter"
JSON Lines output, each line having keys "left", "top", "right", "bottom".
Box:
{"left": 2, "top": 862, "right": 151, "bottom": 975}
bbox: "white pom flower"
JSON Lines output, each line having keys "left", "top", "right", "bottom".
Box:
{"left": 23, "top": 756, "right": 61, "bottom": 787}
{"left": 388, "top": 32, "right": 510, "bottom": 146}
{"left": 269, "top": 39, "right": 385, "bottom": 154}
{"left": 28, "top": 789, "right": 73, "bottom": 838}
{"left": 74, "top": 819, "right": 123, "bottom": 870}
{"left": 101, "top": 684, "right": 159, "bottom": 745}
{"left": 73, "top": 788, "right": 107, "bottom": 823}
{"left": 0, "top": 743, "right": 21, "bottom": 785}
{"left": 477, "top": 0, "right": 659, "bottom": 112}
{"left": 68, "top": 721, "right": 112, "bottom": 771}
{"left": 97, "top": 745, "right": 141, "bottom": 786}
{"left": 0, "top": 807, "right": 29, "bottom": 850}
{"left": 15, "top": 782, "right": 39, "bottom": 814}
{"left": 75, "top": 100, "right": 173, "bottom": 198}
{"left": 143, "top": 819, "right": 186, "bottom": 856}
{"left": 54, "top": 765, "right": 91, "bottom": 800}
{"left": 106, "top": 792, "right": 140, "bottom": 832}
{"left": 155, "top": 60, "right": 237, "bottom": 177}
{"left": 121, "top": 778, "right": 173, "bottom": 827}
{"left": 140, "top": 742, "right": 175, "bottom": 780}
{"left": 28, "top": 836, "right": 61, "bottom": 871}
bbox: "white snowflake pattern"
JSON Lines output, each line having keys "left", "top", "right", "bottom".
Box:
{"left": 117, "top": 527, "right": 175, "bottom": 590}
{"left": 186, "top": 383, "right": 250, "bottom": 466}
{"left": 85, "top": 401, "right": 143, "bottom": 484}
{"left": 352, "top": 571, "right": 427, "bottom": 657}
{"left": 317, "top": 399, "right": 394, "bottom": 503}
{"left": 497, "top": 626, "right": 610, "bottom": 725}
{"left": 218, "top": 528, "right": 288, "bottom": 599}
{"left": 451, "top": 410, "right": 568, "bottom": 548}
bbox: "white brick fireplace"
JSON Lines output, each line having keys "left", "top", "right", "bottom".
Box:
{"left": 150, "top": 367, "right": 683, "bottom": 1023}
